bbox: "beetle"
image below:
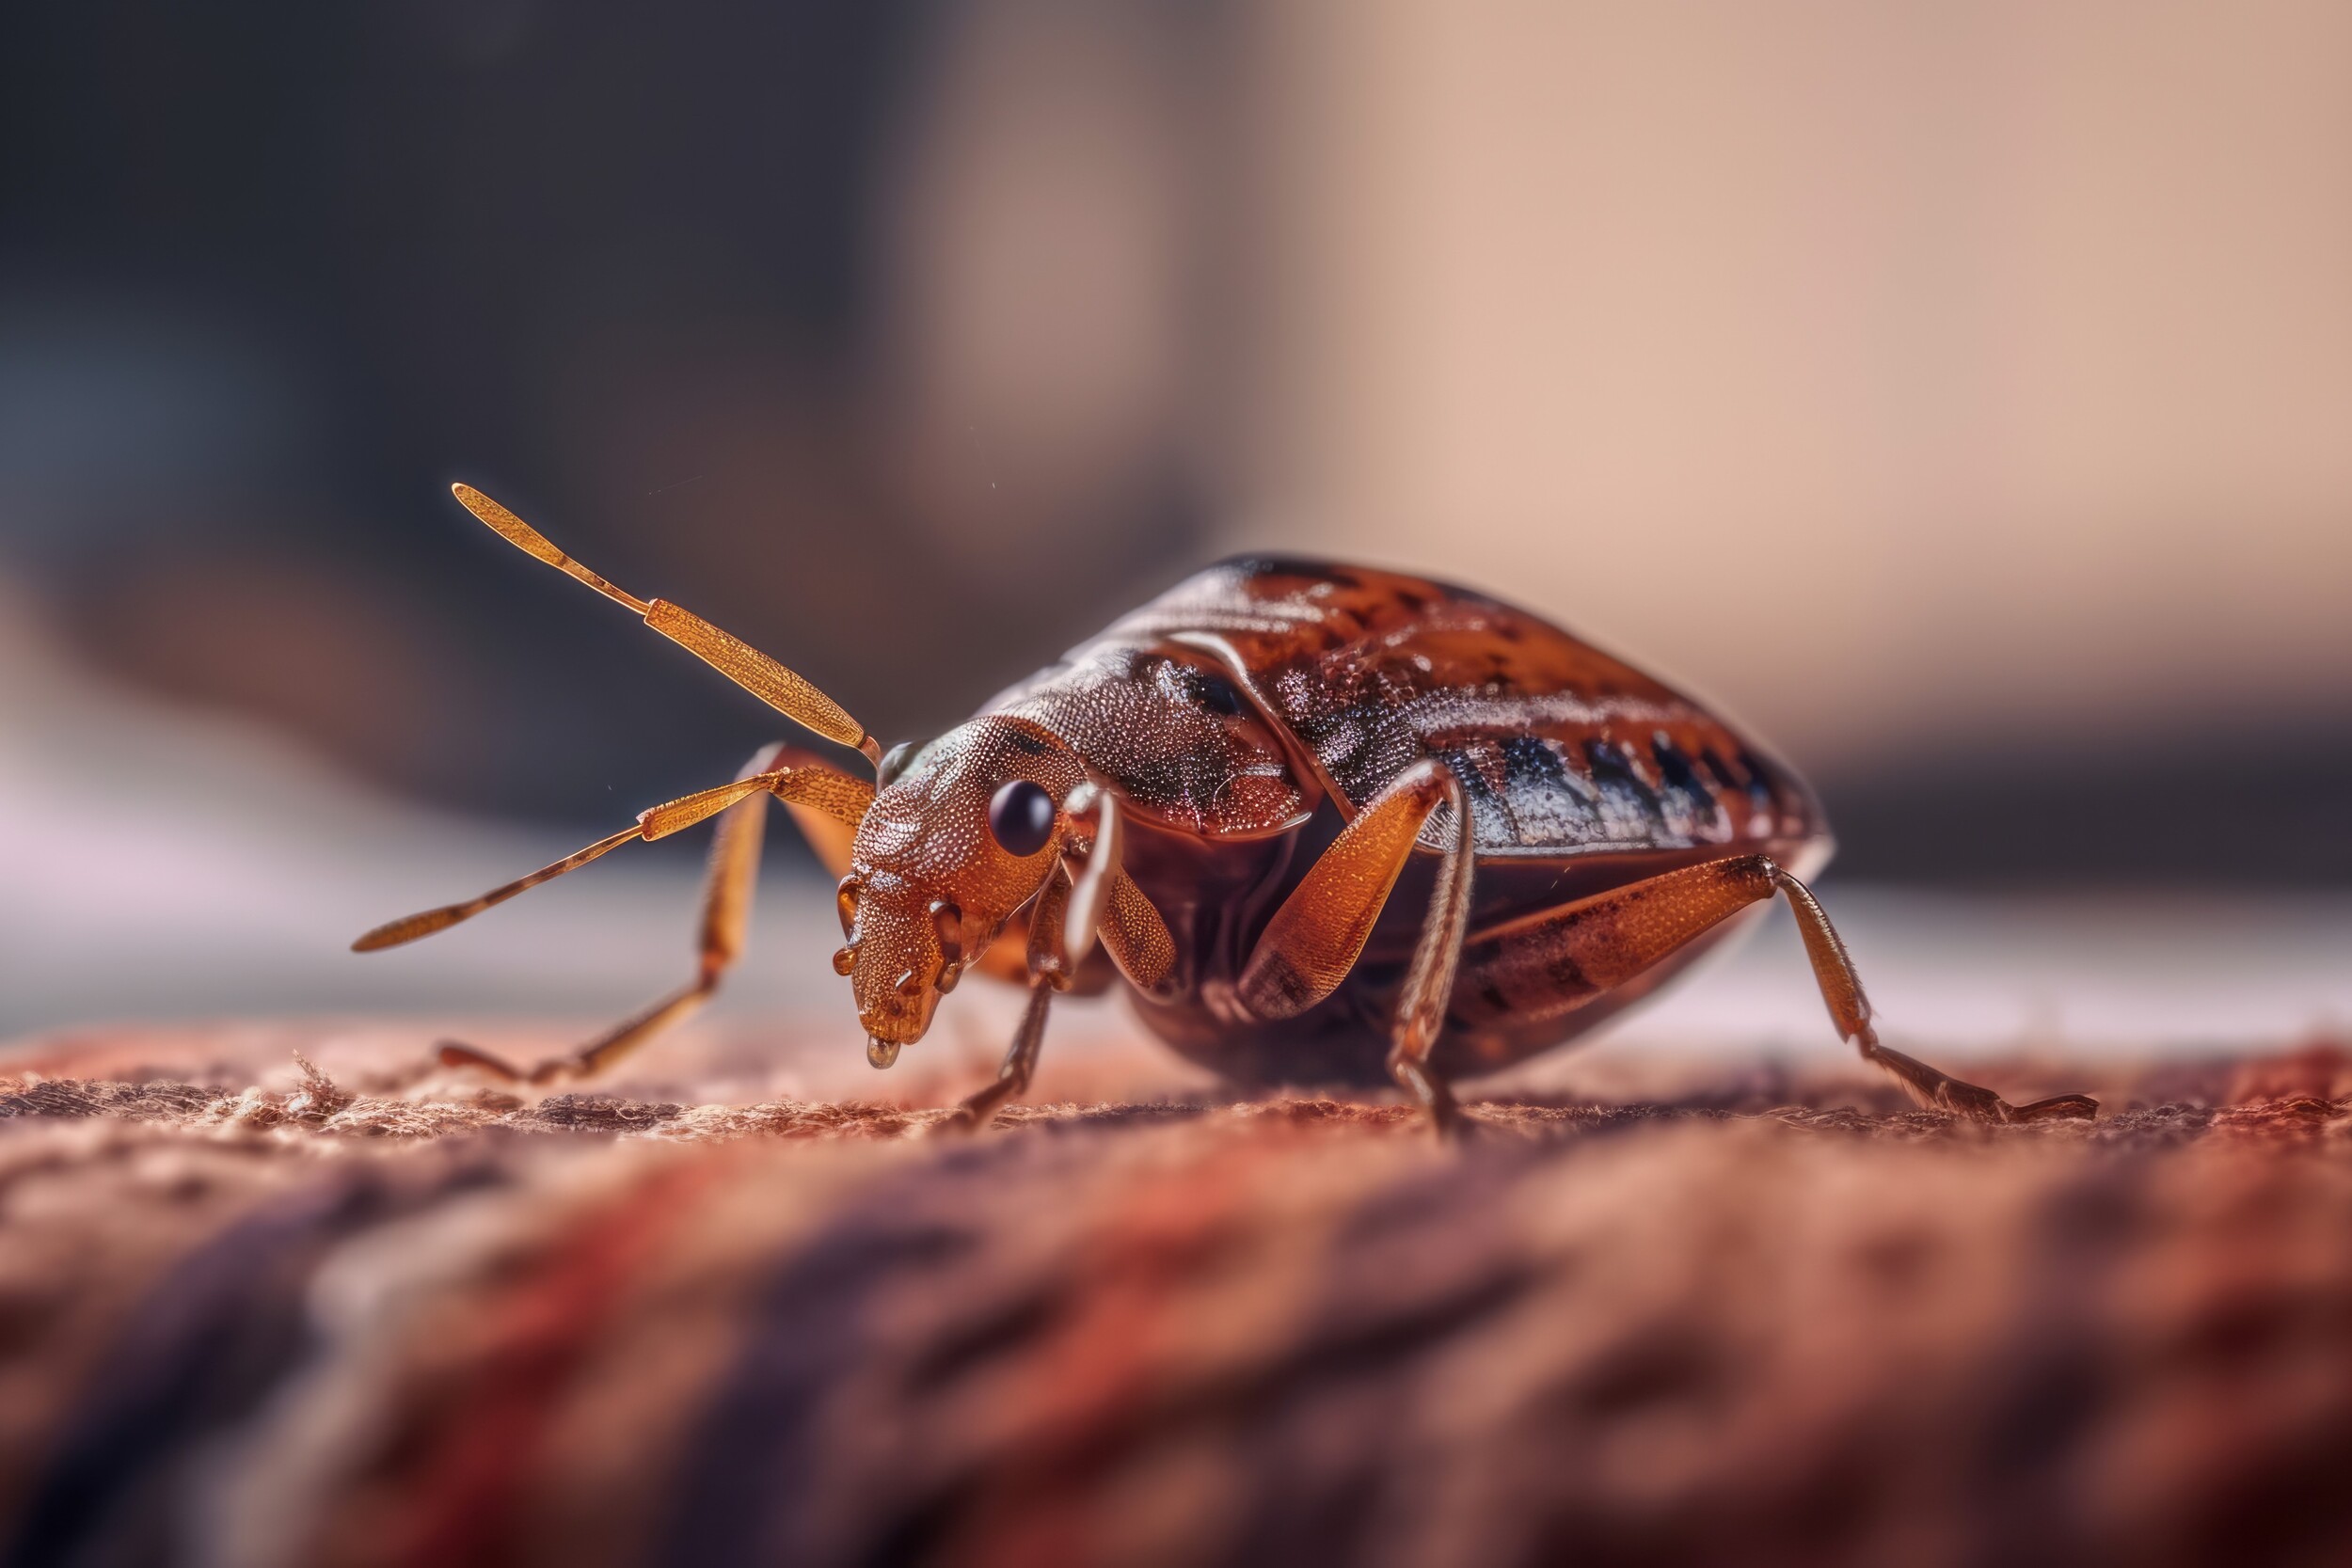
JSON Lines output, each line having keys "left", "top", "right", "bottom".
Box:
{"left": 356, "top": 484, "right": 2099, "bottom": 1132}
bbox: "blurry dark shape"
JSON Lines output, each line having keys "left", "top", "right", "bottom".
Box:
{"left": 0, "top": 300, "right": 312, "bottom": 532}
{"left": 0, "top": 0, "right": 1223, "bottom": 830}
{"left": 1821, "top": 719, "right": 2352, "bottom": 886}
{"left": 4, "top": 0, "right": 2347, "bottom": 892}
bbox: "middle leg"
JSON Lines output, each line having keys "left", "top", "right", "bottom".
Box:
{"left": 1236, "top": 759, "right": 1479, "bottom": 1130}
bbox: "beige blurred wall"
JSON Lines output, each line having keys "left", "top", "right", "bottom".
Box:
{"left": 1230, "top": 0, "right": 2352, "bottom": 768}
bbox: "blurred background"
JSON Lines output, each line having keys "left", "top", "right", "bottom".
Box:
{"left": 3, "top": 0, "right": 2347, "bottom": 1064}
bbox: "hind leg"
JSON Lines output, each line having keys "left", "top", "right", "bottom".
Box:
{"left": 1451, "top": 855, "right": 2098, "bottom": 1123}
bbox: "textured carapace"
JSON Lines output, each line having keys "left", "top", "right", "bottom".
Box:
{"left": 1005, "top": 556, "right": 1820, "bottom": 860}
{"left": 930, "top": 555, "right": 1827, "bottom": 1086}
{"left": 992, "top": 641, "right": 1310, "bottom": 838}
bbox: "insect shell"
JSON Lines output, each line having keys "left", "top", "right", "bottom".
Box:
{"left": 852, "top": 557, "right": 1826, "bottom": 1085}
{"left": 359, "top": 488, "right": 2099, "bottom": 1131}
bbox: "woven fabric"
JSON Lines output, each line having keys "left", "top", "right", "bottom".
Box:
{"left": 0, "top": 1041, "right": 2348, "bottom": 1566}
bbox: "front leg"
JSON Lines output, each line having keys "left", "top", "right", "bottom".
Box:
{"left": 940, "top": 784, "right": 1126, "bottom": 1132}
{"left": 1237, "top": 759, "right": 1478, "bottom": 1132}
{"left": 941, "top": 965, "right": 1057, "bottom": 1132}
{"left": 358, "top": 745, "right": 874, "bottom": 1085}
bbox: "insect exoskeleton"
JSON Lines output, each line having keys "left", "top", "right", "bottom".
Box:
{"left": 357, "top": 489, "right": 2098, "bottom": 1133}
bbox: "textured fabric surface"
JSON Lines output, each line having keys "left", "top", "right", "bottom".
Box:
{"left": 0, "top": 1034, "right": 2348, "bottom": 1566}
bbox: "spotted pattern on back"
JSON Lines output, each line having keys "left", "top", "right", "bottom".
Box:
{"left": 1098, "top": 557, "right": 1823, "bottom": 857}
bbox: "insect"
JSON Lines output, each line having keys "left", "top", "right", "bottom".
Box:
{"left": 356, "top": 484, "right": 2100, "bottom": 1132}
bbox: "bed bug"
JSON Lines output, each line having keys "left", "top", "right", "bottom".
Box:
{"left": 355, "top": 485, "right": 2100, "bottom": 1132}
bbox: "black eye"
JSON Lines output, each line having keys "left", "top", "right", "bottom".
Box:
{"left": 1200, "top": 674, "right": 1246, "bottom": 717}
{"left": 988, "top": 779, "right": 1056, "bottom": 856}
{"left": 877, "top": 739, "right": 925, "bottom": 789}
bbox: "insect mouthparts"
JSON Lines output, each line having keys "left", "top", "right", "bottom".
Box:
{"left": 867, "top": 1036, "right": 901, "bottom": 1069}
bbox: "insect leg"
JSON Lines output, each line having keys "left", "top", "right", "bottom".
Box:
{"left": 1236, "top": 759, "right": 1461, "bottom": 1021}
{"left": 942, "top": 976, "right": 1057, "bottom": 1132}
{"left": 434, "top": 745, "right": 805, "bottom": 1083}
{"left": 1230, "top": 759, "right": 1474, "bottom": 1131}
{"left": 1387, "top": 768, "right": 1478, "bottom": 1133}
{"left": 760, "top": 744, "right": 864, "bottom": 881}
{"left": 1093, "top": 870, "right": 1177, "bottom": 995}
{"left": 938, "top": 784, "right": 1147, "bottom": 1129}
{"left": 955, "top": 792, "right": 1170, "bottom": 993}
{"left": 1449, "top": 857, "right": 2099, "bottom": 1124}
{"left": 956, "top": 871, "right": 1166, "bottom": 994}
{"left": 1766, "top": 865, "right": 2098, "bottom": 1123}
{"left": 355, "top": 748, "right": 873, "bottom": 1085}
{"left": 941, "top": 868, "right": 1074, "bottom": 1131}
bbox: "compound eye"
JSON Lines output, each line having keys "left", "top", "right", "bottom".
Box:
{"left": 987, "top": 779, "right": 1057, "bottom": 857}
{"left": 876, "top": 739, "right": 925, "bottom": 789}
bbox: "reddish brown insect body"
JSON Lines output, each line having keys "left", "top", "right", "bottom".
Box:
{"left": 989, "top": 560, "right": 1822, "bottom": 1088}
{"left": 357, "top": 489, "right": 2100, "bottom": 1132}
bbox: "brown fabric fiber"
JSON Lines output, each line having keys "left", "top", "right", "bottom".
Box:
{"left": 0, "top": 1036, "right": 2348, "bottom": 1566}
